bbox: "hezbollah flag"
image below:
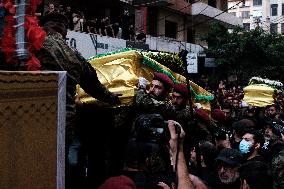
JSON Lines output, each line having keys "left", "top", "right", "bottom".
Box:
{"left": 243, "top": 77, "right": 283, "bottom": 107}
{"left": 76, "top": 48, "right": 213, "bottom": 110}
{"left": 243, "top": 84, "right": 276, "bottom": 107}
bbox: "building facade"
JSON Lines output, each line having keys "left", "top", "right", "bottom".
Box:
{"left": 134, "top": 0, "right": 242, "bottom": 46}
{"left": 228, "top": 0, "right": 284, "bottom": 34}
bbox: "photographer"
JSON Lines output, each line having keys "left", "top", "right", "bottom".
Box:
{"left": 123, "top": 117, "right": 193, "bottom": 189}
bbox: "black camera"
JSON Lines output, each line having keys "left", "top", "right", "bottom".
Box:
{"left": 133, "top": 113, "right": 180, "bottom": 143}
{"left": 133, "top": 114, "right": 169, "bottom": 143}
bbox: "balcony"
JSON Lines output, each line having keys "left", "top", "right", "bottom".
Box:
{"left": 132, "top": 0, "right": 174, "bottom": 7}
{"left": 191, "top": 2, "right": 242, "bottom": 27}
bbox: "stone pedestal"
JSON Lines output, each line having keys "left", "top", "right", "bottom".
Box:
{"left": 0, "top": 71, "right": 66, "bottom": 189}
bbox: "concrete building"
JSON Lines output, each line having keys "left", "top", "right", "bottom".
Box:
{"left": 133, "top": 0, "right": 242, "bottom": 46}
{"left": 43, "top": 0, "right": 241, "bottom": 46}
{"left": 228, "top": 0, "right": 284, "bottom": 34}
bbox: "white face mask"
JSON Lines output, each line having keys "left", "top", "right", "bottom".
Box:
{"left": 239, "top": 139, "right": 252, "bottom": 154}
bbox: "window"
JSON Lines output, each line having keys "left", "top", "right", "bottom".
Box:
{"left": 271, "top": 4, "right": 278, "bottom": 16}
{"left": 270, "top": 23, "right": 278, "bottom": 33}
{"left": 208, "top": 0, "right": 216, "bottom": 8}
{"left": 165, "top": 20, "right": 177, "bottom": 39}
{"left": 253, "top": 0, "right": 262, "bottom": 6}
{"left": 187, "top": 28, "right": 195, "bottom": 43}
{"left": 281, "top": 23, "right": 284, "bottom": 34}
{"left": 241, "top": 11, "right": 250, "bottom": 18}
{"left": 282, "top": 4, "right": 284, "bottom": 15}
{"left": 243, "top": 23, "right": 250, "bottom": 30}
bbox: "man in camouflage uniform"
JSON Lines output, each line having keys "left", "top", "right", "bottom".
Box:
{"left": 35, "top": 13, "right": 120, "bottom": 189}
{"left": 171, "top": 83, "right": 192, "bottom": 127}
{"left": 263, "top": 119, "right": 284, "bottom": 189}
{"left": 271, "top": 148, "right": 284, "bottom": 189}
{"left": 134, "top": 72, "right": 175, "bottom": 119}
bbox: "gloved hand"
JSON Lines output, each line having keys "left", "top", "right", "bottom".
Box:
{"left": 138, "top": 77, "right": 148, "bottom": 89}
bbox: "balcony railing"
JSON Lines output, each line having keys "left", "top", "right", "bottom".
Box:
{"left": 192, "top": 2, "right": 242, "bottom": 27}
{"left": 132, "top": 0, "right": 174, "bottom": 7}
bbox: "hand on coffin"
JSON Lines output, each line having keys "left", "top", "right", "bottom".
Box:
{"left": 138, "top": 77, "right": 148, "bottom": 89}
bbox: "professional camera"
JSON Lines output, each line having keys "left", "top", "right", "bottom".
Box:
{"left": 133, "top": 113, "right": 180, "bottom": 143}
{"left": 125, "top": 114, "right": 178, "bottom": 188}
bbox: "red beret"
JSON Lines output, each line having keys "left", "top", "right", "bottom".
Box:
{"left": 195, "top": 109, "right": 210, "bottom": 122}
{"left": 173, "top": 83, "right": 189, "bottom": 97}
{"left": 211, "top": 109, "right": 226, "bottom": 122}
{"left": 98, "top": 175, "right": 137, "bottom": 189}
{"left": 153, "top": 72, "right": 174, "bottom": 88}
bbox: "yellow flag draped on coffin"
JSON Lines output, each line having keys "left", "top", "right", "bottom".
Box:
{"left": 76, "top": 49, "right": 213, "bottom": 110}
{"left": 243, "top": 77, "right": 283, "bottom": 107}
{"left": 243, "top": 84, "right": 276, "bottom": 107}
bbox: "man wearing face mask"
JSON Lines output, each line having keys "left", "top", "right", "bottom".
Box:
{"left": 239, "top": 130, "right": 265, "bottom": 162}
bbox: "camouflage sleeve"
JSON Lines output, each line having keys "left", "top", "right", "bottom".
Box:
{"left": 135, "top": 89, "right": 175, "bottom": 119}
{"left": 135, "top": 88, "right": 154, "bottom": 108}
{"left": 271, "top": 150, "right": 284, "bottom": 189}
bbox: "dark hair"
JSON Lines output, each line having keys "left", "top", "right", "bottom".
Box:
{"left": 232, "top": 120, "right": 254, "bottom": 137}
{"left": 199, "top": 141, "right": 217, "bottom": 168}
{"left": 246, "top": 130, "right": 265, "bottom": 147}
{"left": 43, "top": 22, "right": 67, "bottom": 36}
{"left": 269, "top": 104, "right": 280, "bottom": 111}
{"left": 222, "top": 101, "right": 231, "bottom": 108}
{"left": 239, "top": 161, "right": 272, "bottom": 189}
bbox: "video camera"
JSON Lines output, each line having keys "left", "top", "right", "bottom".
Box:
{"left": 125, "top": 114, "right": 179, "bottom": 187}
{"left": 133, "top": 113, "right": 180, "bottom": 143}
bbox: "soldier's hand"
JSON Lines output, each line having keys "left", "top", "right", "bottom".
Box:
{"left": 138, "top": 77, "right": 148, "bottom": 89}
{"left": 109, "top": 93, "right": 122, "bottom": 105}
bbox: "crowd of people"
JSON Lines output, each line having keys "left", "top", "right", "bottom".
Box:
{"left": 102, "top": 73, "right": 284, "bottom": 189}
{"left": 43, "top": 3, "right": 146, "bottom": 42}
{"left": 33, "top": 9, "right": 284, "bottom": 189}
{"left": 0, "top": 3, "right": 283, "bottom": 188}
{"left": 74, "top": 68, "right": 284, "bottom": 189}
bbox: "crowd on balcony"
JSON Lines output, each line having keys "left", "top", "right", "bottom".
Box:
{"left": 43, "top": 3, "right": 146, "bottom": 43}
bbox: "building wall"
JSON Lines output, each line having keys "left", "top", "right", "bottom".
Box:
{"left": 157, "top": 8, "right": 187, "bottom": 41}
{"left": 228, "top": 0, "right": 284, "bottom": 33}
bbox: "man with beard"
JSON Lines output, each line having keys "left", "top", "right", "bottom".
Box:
{"left": 214, "top": 148, "right": 243, "bottom": 189}
{"left": 171, "top": 83, "right": 191, "bottom": 125}
{"left": 264, "top": 119, "right": 284, "bottom": 143}
{"left": 134, "top": 72, "right": 175, "bottom": 119}
{"left": 265, "top": 104, "right": 280, "bottom": 121}
{"left": 123, "top": 73, "right": 176, "bottom": 188}
{"left": 239, "top": 130, "right": 265, "bottom": 162}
